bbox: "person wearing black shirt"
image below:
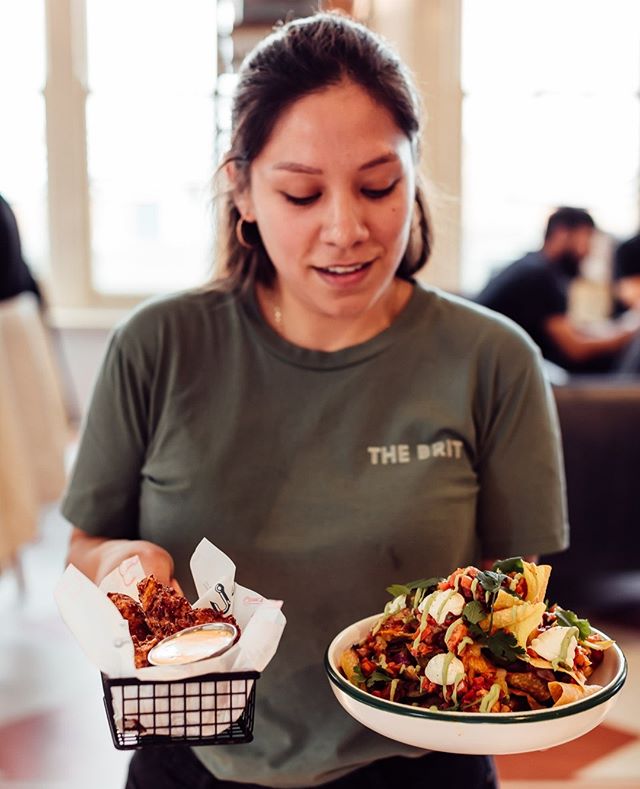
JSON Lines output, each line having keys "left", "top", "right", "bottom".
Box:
{"left": 0, "top": 193, "right": 42, "bottom": 304}
{"left": 613, "top": 232, "right": 640, "bottom": 313}
{"left": 476, "top": 207, "right": 640, "bottom": 374}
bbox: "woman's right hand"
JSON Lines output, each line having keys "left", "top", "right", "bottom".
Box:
{"left": 66, "top": 527, "right": 181, "bottom": 591}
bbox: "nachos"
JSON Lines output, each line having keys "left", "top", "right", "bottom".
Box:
{"left": 340, "top": 557, "right": 612, "bottom": 713}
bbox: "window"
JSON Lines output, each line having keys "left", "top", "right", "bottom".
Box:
{"left": 461, "top": 0, "right": 640, "bottom": 295}
{"left": 85, "top": 1, "right": 218, "bottom": 295}
{"left": 5, "top": 1, "right": 639, "bottom": 314}
{"left": 0, "top": 1, "right": 48, "bottom": 279}
{"left": 1, "top": 0, "right": 218, "bottom": 315}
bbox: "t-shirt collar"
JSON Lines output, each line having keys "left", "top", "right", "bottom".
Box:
{"left": 239, "top": 281, "right": 423, "bottom": 370}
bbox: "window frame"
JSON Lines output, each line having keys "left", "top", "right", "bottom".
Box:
{"left": 44, "top": 0, "right": 219, "bottom": 326}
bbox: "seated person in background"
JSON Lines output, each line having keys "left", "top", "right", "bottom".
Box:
{"left": 0, "top": 193, "right": 43, "bottom": 305}
{"left": 613, "top": 231, "right": 640, "bottom": 313}
{"left": 0, "top": 191, "right": 79, "bottom": 420}
{"left": 476, "top": 207, "right": 640, "bottom": 374}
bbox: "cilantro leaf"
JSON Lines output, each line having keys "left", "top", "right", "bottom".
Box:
{"left": 467, "top": 622, "right": 486, "bottom": 640}
{"left": 351, "top": 664, "right": 366, "bottom": 686}
{"left": 366, "top": 669, "right": 393, "bottom": 687}
{"left": 462, "top": 600, "right": 486, "bottom": 625}
{"left": 491, "top": 557, "right": 524, "bottom": 574}
{"left": 386, "top": 577, "right": 441, "bottom": 599}
{"left": 483, "top": 631, "right": 525, "bottom": 664}
{"left": 475, "top": 570, "right": 507, "bottom": 595}
{"left": 386, "top": 584, "right": 411, "bottom": 598}
{"left": 404, "top": 577, "right": 442, "bottom": 592}
{"left": 554, "top": 606, "right": 592, "bottom": 640}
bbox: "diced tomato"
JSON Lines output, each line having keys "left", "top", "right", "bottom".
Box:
{"left": 361, "top": 659, "right": 377, "bottom": 676}
{"left": 445, "top": 620, "right": 470, "bottom": 652}
{"left": 461, "top": 689, "right": 480, "bottom": 705}
{"left": 574, "top": 648, "right": 589, "bottom": 668}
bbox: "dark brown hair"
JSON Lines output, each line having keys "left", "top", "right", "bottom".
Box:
{"left": 217, "top": 11, "right": 432, "bottom": 290}
{"left": 544, "top": 207, "right": 596, "bottom": 241}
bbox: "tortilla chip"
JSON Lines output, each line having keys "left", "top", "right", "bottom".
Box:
{"left": 548, "top": 680, "right": 603, "bottom": 707}
{"left": 460, "top": 642, "right": 495, "bottom": 679}
{"left": 493, "top": 589, "right": 525, "bottom": 611}
{"left": 522, "top": 561, "right": 551, "bottom": 604}
{"left": 526, "top": 654, "right": 587, "bottom": 686}
{"left": 508, "top": 688, "right": 546, "bottom": 710}
{"left": 581, "top": 637, "right": 615, "bottom": 651}
{"left": 340, "top": 648, "right": 363, "bottom": 686}
{"left": 481, "top": 602, "right": 546, "bottom": 649}
{"left": 507, "top": 671, "right": 552, "bottom": 702}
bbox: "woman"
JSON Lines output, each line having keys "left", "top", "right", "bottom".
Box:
{"left": 63, "top": 12, "right": 568, "bottom": 788}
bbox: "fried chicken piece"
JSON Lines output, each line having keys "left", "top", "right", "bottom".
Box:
{"left": 107, "top": 593, "right": 153, "bottom": 642}
{"left": 133, "top": 636, "right": 160, "bottom": 669}
{"left": 191, "top": 607, "right": 224, "bottom": 625}
{"left": 137, "top": 575, "right": 196, "bottom": 638}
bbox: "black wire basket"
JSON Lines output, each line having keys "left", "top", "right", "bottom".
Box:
{"left": 101, "top": 670, "right": 260, "bottom": 750}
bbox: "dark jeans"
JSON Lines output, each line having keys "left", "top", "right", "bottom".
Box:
{"left": 125, "top": 746, "right": 498, "bottom": 789}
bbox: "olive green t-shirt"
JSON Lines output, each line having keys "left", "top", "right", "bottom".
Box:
{"left": 61, "top": 284, "right": 568, "bottom": 787}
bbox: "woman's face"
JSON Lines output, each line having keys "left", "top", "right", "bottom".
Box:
{"left": 236, "top": 80, "right": 416, "bottom": 336}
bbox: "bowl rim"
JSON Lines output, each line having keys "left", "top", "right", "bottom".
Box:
{"left": 325, "top": 613, "right": 627, "bottom": 725}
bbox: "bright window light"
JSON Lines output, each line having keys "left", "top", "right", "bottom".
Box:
{"left": 461, "top": 0, "right": 640, "bottom": 295}
{"left": 0, "top": 0, "right": 48, "bottom": 279}
{"left": 86, "top": 0, "right": 217, "bottom": 295}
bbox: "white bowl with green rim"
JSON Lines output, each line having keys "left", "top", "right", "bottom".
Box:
{"left": 325, "top": 614, "right": 627, "bottom": 755}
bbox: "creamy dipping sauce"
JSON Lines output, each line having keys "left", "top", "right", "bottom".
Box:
{"left": 148, "top": 623, "right": 238, "bottom": 666}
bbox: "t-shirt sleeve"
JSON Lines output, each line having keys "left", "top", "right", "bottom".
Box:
{"left": 474, "top": 332, "right": 569, "bottom": 559}
{"left": 60, "top": 322, "right": 153, "bottom": 539}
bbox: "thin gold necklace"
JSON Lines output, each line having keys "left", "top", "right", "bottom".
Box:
{"left": 260, "top": 286, "right": 283, "bottom": 332}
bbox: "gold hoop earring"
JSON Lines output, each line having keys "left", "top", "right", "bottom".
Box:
{"left": 236, "top": 217, "right": 256, "bottom": 249}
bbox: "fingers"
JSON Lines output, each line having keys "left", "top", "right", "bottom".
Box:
{"left": 88, "top": 538, "right": 184, "bottom": 595}
{"left": 170, "top": 577, "right": 185, "bottom": 596}
{"left": 136, "top": 543, "right": 184, "bottom": 595}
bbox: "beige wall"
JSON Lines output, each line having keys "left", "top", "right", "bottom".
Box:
{"left": 370, "top": 0, "right": 462, "bottom": 292}
{"left": 53, "top": 326, "right": 110, "bottom": 422}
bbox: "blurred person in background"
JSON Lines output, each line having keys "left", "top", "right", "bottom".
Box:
{"left": 610, "top": 230, "right": 640, "bottom": 373}
{"left": 0, "top": 191, "right": 79, "bottom": 423}
{"left": 613, "top": 230, "right": 640, "bottom": 313}
{"left": 0, "top": 193, "right": 43, "bottom": 305}
{"left": 476, "top": 207, "right": 640, "bottom": 374}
